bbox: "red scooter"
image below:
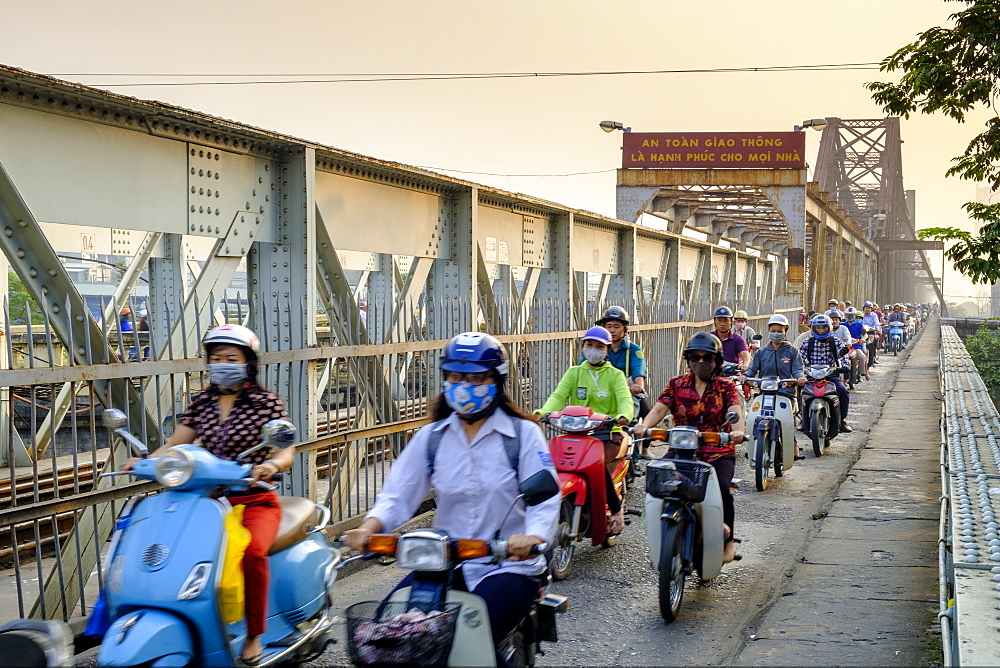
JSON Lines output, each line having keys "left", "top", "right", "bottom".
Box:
{"left": 543, "top": 405, "right": 629, "bottom": 580}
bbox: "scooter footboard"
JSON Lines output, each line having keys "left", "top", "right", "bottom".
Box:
{"left": 694, "top": 468, "right": 724, "bottom": 581}
{"left": 97, "top": 609, "right": 193, "bottom": 667}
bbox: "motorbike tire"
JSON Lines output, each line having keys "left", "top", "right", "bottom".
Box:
{"left": 811, "top": 411, "right": 824, "bottom": 457}
{"left": 550, "top": 502, "right": 577, "bottom": 580}
{"left": 893, "top": 342, "right": 898, "bottom": 356}
{"left": 505, "top": 628, "right": 532, "bottom": 668}
{"left": 848, "top": 359, "right": 858, "bottom": 390}
{"left": 754, "top": 430, "right": 769, "bottom": 492}
{"left": 658, "top": 521, "right": 686, "bottom": 623}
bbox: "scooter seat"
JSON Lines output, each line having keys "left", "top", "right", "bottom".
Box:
{"left": 269, "top": 496, "right": 321, "bottom": 555}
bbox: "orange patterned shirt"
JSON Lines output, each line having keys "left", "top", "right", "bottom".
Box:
{"left": 656, "top": 373, "right": 741, "bottom": 462}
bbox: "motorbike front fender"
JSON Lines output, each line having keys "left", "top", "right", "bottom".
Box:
{"left": 97, "top": 609, "right": 194, "bottom": 667}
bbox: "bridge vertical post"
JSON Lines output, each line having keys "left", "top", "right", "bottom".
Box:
{"left": 533, "top": 212, "right": 574, "bottom": 407}
{"left": 248, "top": 148, "right": 316, "bottom": 498}
{"left": 427, "top": 186, "right": 478, "bottom": 339}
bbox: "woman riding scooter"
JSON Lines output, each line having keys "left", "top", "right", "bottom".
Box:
{"left": 636, "top": 332, "right": 746, "bottom": 563}
{"left": 122, "top": 324, "right": 292, "bottom": 664}
{"left": 538, "top": 326, "right": 633, "bottom": 534}
{"left": 343, "top": 333, "right": 560, "bottom": 655}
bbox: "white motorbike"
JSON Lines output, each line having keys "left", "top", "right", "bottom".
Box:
{"left": 743, "top": 377, "right": 798, "bottom": 491}
{"left": 643, "top": 413, "right": 738, "bottom": 622}
{"left": 341, "top": 471, "right": 567, "bottom": 667}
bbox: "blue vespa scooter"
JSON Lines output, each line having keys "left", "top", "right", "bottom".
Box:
{"left": 96, "top": 409, "right": 339, "bottom": 667}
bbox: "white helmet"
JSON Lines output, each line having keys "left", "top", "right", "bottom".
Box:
{"left": 202, "top": 324, "right": 260, "bottom": 357}
{"left": 767, "top": 314, "right": 789, "bottom": 328}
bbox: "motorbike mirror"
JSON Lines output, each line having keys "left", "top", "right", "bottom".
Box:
{"left": 518, "top": 470, "right": 560, "bottom": 507}
{"left": 838, "top": 346, "right": 850, "bottom": 357}
{"left": 102, "top": 408, "right": 128, "bottom": 432}
{"left": 261, "top": 420, "right": 297, "bottom": 448}
{"left": 752, "top": 334, "right": 763, "bottom": 341}
{"left": 725, "top": 411, "right": 740, "bottom": 425}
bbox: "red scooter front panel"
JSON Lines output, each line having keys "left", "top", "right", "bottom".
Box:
{"left": 549, "top": 434, "right": 608, "bottom": 545}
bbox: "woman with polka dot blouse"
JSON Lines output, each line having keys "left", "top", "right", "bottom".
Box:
{"left": 123, "top": 324, "right": 292, "bottom": 664}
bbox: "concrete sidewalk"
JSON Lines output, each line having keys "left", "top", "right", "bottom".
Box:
{"left": 737, "top": 324, "right": 941, "bottom": 666}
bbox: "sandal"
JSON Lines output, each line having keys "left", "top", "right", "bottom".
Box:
{"left": 607, "top": 511, "right": 625, "bottom": 534}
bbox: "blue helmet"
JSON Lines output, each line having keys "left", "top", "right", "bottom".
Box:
{"left": 810, "top": 314, "right": 833, "bottom": 338}
{"left": 714, "top": 306, "right": 733, "bottom": 319}
{"left": 582, "top": 326, "right": 613, "bottom": 345}
{"left": 440, "top": 332, "right": 508, "bottom": 375}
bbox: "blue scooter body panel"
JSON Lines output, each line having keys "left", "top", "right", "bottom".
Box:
{"left": 96, "top": 608, "right": 193, "bottom": 667}
{"left": 105, "top": 491, "right": 230, "bottom": 658}
{"left": 268, "top": 533, "right": 334, "bottom": 624}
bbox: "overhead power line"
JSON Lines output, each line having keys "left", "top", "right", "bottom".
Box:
{"left": 53, "top": 62, "right": 882, "bottom": 87}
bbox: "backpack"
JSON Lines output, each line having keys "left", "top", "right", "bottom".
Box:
{"left": 805, "top": 336, "right": 839, "bottom": 362}
{"left": 425, "top": 420, "right": 521, "bottom": 476}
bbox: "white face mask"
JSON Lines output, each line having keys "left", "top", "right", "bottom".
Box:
{"left": 582, "top": 347, "right": 607, "bottom": 364}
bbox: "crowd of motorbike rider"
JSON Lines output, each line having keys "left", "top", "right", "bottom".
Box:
{"left": 99, "top": 296, "right": 929, "bottom": 666}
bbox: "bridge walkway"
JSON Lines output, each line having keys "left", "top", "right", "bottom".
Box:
{"left": 736, "top": 321, "right": 940, "bottom": 665}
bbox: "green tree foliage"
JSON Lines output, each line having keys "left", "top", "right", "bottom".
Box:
{"left": 965, "top": 323, "right": 1000, "bottom": 401}
{"left": 7, "top": 271, "right": 43, "bottom": 325}
{"left": 867, "top": 1, "right": 1000, "bottom": 284}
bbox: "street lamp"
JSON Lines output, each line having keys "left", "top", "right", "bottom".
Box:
{"left": 599, "top": 120, "right": 631, "bottom": 133}
{"left": 794, "top": 118, "right": 829, "bottom": 132}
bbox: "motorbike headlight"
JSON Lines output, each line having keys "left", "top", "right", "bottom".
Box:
{"left": 556, "top": 415, "right": 589, "bottom": 432}
{"left": 177, "top": 562, "right": 213, "bottom": 600}
{"left": 668, "top": 427, "right": 699, "bottom": 450}
{"left": 760, "top": 379, "right": 779, "bottom": 392}
{"left": 155, "top": 448, "right": 195, "bottom": 488}
{"left": 808, "top": 366, "right": 827, "bottom": 379}
{"left": 395, "top": 532, "right": 449, "bottom": 571}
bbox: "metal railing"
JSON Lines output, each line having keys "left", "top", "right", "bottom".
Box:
{"left": 938, "top": 325, "right": 1000, "bottom": 665}
{"left": 0, "top": 292, "right": 799, "bottom": 625}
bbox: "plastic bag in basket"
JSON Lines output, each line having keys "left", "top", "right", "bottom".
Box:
{"left": 353, "top": 607, "right": 456, "bottom": 665}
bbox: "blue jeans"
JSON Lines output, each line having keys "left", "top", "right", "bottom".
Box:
{"left": 830, "top": 376, "right": 850, "bottom": 418}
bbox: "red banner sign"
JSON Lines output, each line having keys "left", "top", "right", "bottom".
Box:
{"left": 621, "top": 132, "right": 805, "bottom": 169}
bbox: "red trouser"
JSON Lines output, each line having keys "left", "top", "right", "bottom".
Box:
{"left": 236, "top": 491, "right": 281, "bottom": 637}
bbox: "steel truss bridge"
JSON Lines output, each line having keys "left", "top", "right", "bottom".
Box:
{"left": 0, "top": 64, "right": 921, "bottom": 624}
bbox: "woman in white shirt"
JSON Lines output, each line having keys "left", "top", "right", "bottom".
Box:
{"left": 344, "top": 332, "right": 559, "bottom": 648}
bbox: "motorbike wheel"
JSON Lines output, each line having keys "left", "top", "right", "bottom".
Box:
{"left": 811, "top": 412, "right": 824, "bottom": 457}
{"left": 504, "top": 628, "right": 532, "bottom": 668}
{"left": 550, "top": 502, "right": 577, "bottom": 580}
{"left": 754, "top": 430, "right": 770, "bottom": 492}
{"left": 893, "top": 341, "right": 898, "bottom": 356}
{"left": 658, "top": 521, "right": 686, "bottom": 623}
{"left": 848, "top": 359, "right": 858, "bottom": 390}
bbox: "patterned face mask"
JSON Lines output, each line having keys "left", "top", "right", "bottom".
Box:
{"left": 582, "top": 347, "right": 607, "bottom": 364}
{"left": 208, "top": 363, "right": 247, "bottom": 389}
{"left": 443, "top": 380, "right": 497, "bottom": 416}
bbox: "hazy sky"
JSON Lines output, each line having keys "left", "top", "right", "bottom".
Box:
{"left": 1, "top": 0, "right": 991, "bottom": 299}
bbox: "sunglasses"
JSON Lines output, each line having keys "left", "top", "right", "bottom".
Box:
{"left": 686, "top": 353, "right": 716, "bottom": 363}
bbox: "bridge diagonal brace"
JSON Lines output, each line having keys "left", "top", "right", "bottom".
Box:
{"left": 0, "top": 159, "right": 163, "bottom": 621}
{"left": 33, "top": 231, "right": 163, "bottom": 459}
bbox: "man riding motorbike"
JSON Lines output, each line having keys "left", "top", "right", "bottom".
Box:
{"left": 344, "top": 332, "right": 560, "bottom": 656}
{"left": 635, "top": 332, "right": 747, "bottom": 563}
{"left": 843, "top": 307, "right": 870, "bottom": 382}
{"left": 740, "top": 314, "right": 807, "bottom": 459}
{"left": 799, "top": 314, "right": 853, "bottom": 433}
{"left": 733, "top": 310, "right": 758, "bottom": 354}
{"left": 593, "top": 305, "right": 653, "bottom": 458}
{"left": 887, "top": 303, "right": 908, "bottom": 344}
{"left": 711, "top": 306, "right": 751, "bottom": 370}
{"left": 861, "top": 301, "right": 881, "bottom": 366}
{"left": 539, "top": 326, "right": 633, "bottom": 533}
